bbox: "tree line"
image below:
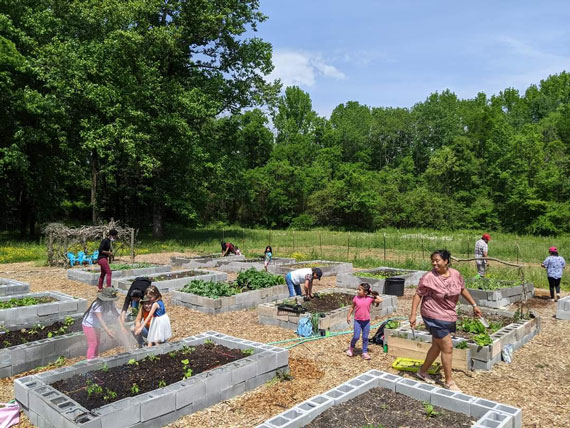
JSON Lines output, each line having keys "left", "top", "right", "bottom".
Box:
{"left": 2, "top": 1, "right": 570, "bottom": 237}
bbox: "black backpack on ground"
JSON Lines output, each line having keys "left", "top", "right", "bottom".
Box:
{"left": 369, "top": 319, "right": 391, "bottom": 346}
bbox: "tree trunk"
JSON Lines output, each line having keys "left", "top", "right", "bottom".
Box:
{"left": 91, "top": 149, "right": 98, "bottom": 224}
{"left": 152, "top": 204, "right": 163, "bottom": 238}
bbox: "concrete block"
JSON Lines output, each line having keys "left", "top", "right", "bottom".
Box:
{"left": 96, "top": 398, "right": 141, "bottom": 428}
{"left": 472, "top": 410, "right": 512, "bottom": 428}
{"left": 140, "top": 389, "right": 176, "bottom": 421}
{"left": 431, "top": 389, "right": 475, "bottom": 414}
{"left": 395, "top": 378, "right": 435, "bottom": 401}
{"left": 377, "top": 372, "right": 401, "bottom": 391}
{"left": 495, "top": 403, "right": 522, "bottom": 428}
{"left": 174, "top": 377, "right": 206, "bottom": 410}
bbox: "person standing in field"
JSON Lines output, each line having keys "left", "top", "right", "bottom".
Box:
{"left": 474, "top": 233, "right": 491, "bottom": 277}
{"left": 97, "top": 229, "right": 118, "bottom": 291}
{"left": 541, "top": 246, "right": 565, "bottom": 302}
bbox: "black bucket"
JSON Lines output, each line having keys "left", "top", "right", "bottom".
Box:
{"left": 384, "top": 277, "right": 405, "bottom": 296}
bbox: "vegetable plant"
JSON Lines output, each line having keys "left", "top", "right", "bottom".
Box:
{"left": 236, "top": 268, "right": 285, "bottom": 290}
{"left": 423, "top": 401, "right": 440, "bottom": 418}
{"left": 180, "top": 280, "right": 240, "bottom": 298}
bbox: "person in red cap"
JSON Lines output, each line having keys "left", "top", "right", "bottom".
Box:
{"left": 474, "top": 234, "right": 491, "bottom": 277}
{"left": 541, "top": 246, "right": 565, "bottom": 302}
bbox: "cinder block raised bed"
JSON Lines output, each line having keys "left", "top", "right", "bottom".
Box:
{"left": 116, "top": 269, "right": 227, "bottom": 294}
{"left": 336, "top": 266, "right": 428, "bottom": 292}
{"left": 170, "top": 254, "right": 245, "bottom": 268}
{"left": 461, "top": 281, "right": 534, "bottom": 308}
{"left": 0, "top": 313, "right": 125, "bottom": 378}
{"left": 556, "top": 295, "right": 570, "bottom": 320}
{"left": 385, "top": 305, "right": 541, "bottom": 371}
{"left": 0, "top": 291, "right": 87, "bottom": 324}
{"left": 268, "top": 260, "right": 353, "bottom": 277}
{"left": 257, "top": 288, "right": 397, "bottom": 332}
{"left": 256, "top": 370, "right": 522, "bottom": 428}
{"left": 15, "top": 331, "right": 289, "bottom": 428}
{"left": 217, "top": 257, "right": 296, "bottom": 273}
{"left": 0, "top": 278, "right": 30, "bottom": 296}
{"left": 171, "top": 283, "right": 290, "bottom": 314}
{"left": 67, "top": 265, "right": 172, "bottom": 287}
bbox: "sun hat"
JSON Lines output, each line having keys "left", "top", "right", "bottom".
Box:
{"left": 97, "top": 287, "right": 119, "bottom": 301}
{"left": 549, "top": 246, "right": 558, "bottom": 253}
{"left": 482, "top": 233, "right": 491, "bottom": 241}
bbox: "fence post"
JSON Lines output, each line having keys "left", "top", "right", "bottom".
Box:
{"left": 347, "top": 232, "right": 350, "bottom": 259}
{"left": 130, "top": 229, "right": 135, "bottom": 264}
{"left": 421, "top": 236, "right": 424, "bottom": 260}
{"left": 319, "top": 232, "right": 322, "bottom": 257}
{"left": 383, "top": 233, "right": 386, "bottom": 261}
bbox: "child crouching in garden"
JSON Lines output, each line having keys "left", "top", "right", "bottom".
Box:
{"left": 346, "top": 283, "right": 382, "bottom": 360}
{"left": 135, "top": 285, "right": 172, "bottom": 346}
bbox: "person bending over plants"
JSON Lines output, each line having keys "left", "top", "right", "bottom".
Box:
{"left": 409, "top": 250, "right": 482, "bottom": 392}
{"left": 221, "top": 241, "right": 241, "bottom": 257}
{"left": 346, "top": 283, "right": 383, "bottom": 360}
{"left": 82, "top": 288, "right": 128, "bottom": 359}
{"left": 120, "top": 277, "right": 152, "bottom": 322}
{"left": 285, "top": 267, "right": 322, "bottom": 298}
{"left": 136, "top": 286, "right": 171, "bottom": 346}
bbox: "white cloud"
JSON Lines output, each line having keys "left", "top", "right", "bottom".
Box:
{"left": 268, "top": 49, "right": 346, "bottom": 87}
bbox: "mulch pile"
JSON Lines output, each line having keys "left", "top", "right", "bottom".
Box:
{"left": 1, "top": 252, "right": 569, "bottom": 427}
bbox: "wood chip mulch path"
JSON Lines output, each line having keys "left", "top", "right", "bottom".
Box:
{"left": 1, "top": 252, "right": 568, "bottom": 427}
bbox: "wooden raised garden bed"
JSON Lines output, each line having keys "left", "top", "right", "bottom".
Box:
{"left": 257, "top": 288, "right": 397, "bottom": 333}
{"left": 116, "top": 269, "right": 227, "bottom": 293}
{"left": 0, "top": 291, "right": 87, "bottom": 324}
{"left": 217, "top": 257, "right": 296, "bottom": 273}
{"left": 268, "top": 260, "right": 353, "bottom": 277}
{"left": 461, "top": 278, "right": 534, "bottom": 308}
{"left": 67, "top": 263, "right": 172, "bottom": 287}
{"left": 336, "top": 266, "right": 427, "bottom": 292}
{"left": 0, "top": 278, "right": 30, "bottom": 296}
{"left": 385, "top": 306, "right": 541, "bottom": 371}
{"left": 257, "top": 370, "right": 522, "bottom": 428}
{"left": 171, "top": 269, "right": 289, "bottom": 314}
{"left": 15, "top": 331, "right": 289, "bottom": 428}
{"left": 170, "top": 254, "right": 245, "bottom": 268}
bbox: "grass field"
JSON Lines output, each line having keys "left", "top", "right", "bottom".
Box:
{"left": 1, "top": 226, "right": 569, "bottom": 291}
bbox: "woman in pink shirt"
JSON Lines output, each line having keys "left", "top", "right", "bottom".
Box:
{"left": 346, "top": 283, "right": 383, "bottom": 360}
{"left": 409, "top": 250, "right": 482, "bottom": 391}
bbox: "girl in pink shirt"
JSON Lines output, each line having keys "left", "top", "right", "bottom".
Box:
{"left": 346, "top": 283, "right": 383, "bottom": 360}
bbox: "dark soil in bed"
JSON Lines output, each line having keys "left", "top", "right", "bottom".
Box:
{"left": 52, "top": 342, "right": 248, "bottom": 410}
{"left": 302, "top": 293, "right": 353, "bottom": 313}
{"left": 0, "top": 318, "right": 80, "bottom": 349}
{"left": 151, "top": 271, "right": 202, "bottom": 281}
{"left": 306, "top": 386, "right": 476, "bottom": 428}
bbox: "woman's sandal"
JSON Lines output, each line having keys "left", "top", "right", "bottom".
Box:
{"left": 415, "top": 371, "right": 435, "bottom": 384}
{"left": 445, "top": 381, "right": 462, "bottom": 392}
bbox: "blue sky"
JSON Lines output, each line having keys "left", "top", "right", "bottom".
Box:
{"left": 255, "top": 1, "right": 570, "bottom": 117}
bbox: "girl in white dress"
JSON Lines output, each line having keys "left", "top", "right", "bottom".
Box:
{"left": 135, "top": 286, "right": 172, "bottom": 346}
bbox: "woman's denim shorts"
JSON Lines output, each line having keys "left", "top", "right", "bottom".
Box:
{"left": 422, "top": 317, "right": 456, "bottom": 339}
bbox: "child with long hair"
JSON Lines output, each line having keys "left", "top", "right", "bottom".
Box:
{"left": 135, "top": 286, "right": 172, "bottom": 346}
{"left": 264, "top": 245, "right": 273, "bottom": 271}
{"left": 346, "top": 283, "right": 383, "bottom": 360}
{"left": 82, "top": 287, "right": 127, "bottom": 359}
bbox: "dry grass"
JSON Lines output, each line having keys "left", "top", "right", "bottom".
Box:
{"left": 0, "top": 252, "right": 568, "bottom": 427}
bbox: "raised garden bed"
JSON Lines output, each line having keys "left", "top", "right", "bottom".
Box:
{"left": 0, "top": 291, "right": 87, "bottom": 324}
{"left": 461, "top": 278, "right": 534, "bottom": 308}
{"left": 257, "top": 288, "right": 397, "bottom": 333}
{"left": 337, "top": 266, "right": 427, "bottom": 292}
{"left": 257, "top": 369, "right": 522, "bottom": 428}
{"left": 170, "top": 254, "right": 245, "bottom": 268}
{"left": 217, "top": 257, "right": 296, "bottom": 273}
{"left": 116, "top": 269, "right": 227, "bottom": 294}
{"left": 385, "top": 306, "right": 541, "bottom": 371}
{"left": 67, "top": 263, "right": 172, "bottom": 287}
{"left": 15, "top": 331, "right": 289, "bottom": 428}
{"left": 0, "top": 314, "right": 122, "bottom": 378}
{"left": 268, "top": 260, "right": 353, "bottom": 277}
{"left": 557, "top": 295, "right": 570, "bottom": 320}
{"left": 171, "top": 269, "right": 289, "bottom": 314}
{"left": 0, "top": 278, "right": 30, "bottom": 296}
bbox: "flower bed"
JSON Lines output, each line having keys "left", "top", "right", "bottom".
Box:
{"left": 170, "top": 254, "right": 245, "bottom": 268}
{"left": 336, "top": 266, "right": 427, "bottom": 292}
{"left": 0, "top": 278, "right": 30, "bottom": 296}
{"left": 268, "top": 260, "right": 353, "bottom": 277}
{"left": 116, "top": 269, "right": 227, "bottom": 293}
{"left": 171, "top": 269, "right": 288, "bottom": 314}
{"left": 461, "top": 278, "right": 534, "bottom": 308}
{"left": 15, "top": 331, "right": 289, "bottom": 428}
{"left": 217, "top": 257, "right": 296, "bottom": 273}
{"left": 257, "top": 288, "right": 397, "bottom": 333}
{"left": 257, "top": 370, "right": 522, "bottom": 428}
{"left": 67, "top": 263, "right": 172, "bottom": 287}
{"left": 385, "top": 306, "right": 541, "bottom": 371}
{"left": 0, "top": 291, "right": 87, "bottom": 324}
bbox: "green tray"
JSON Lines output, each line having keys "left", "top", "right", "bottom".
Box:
{"left": 392, "top": 357, "right": 441, "bottom": 375}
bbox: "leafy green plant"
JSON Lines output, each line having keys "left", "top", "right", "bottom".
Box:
{"left": 86, "top": 380, "right": 103, "bottom": 397}
{"left": 127, "top": 358, "right": 139, "bottom": 366}
{"left": 204, "top": 339, "right": 214, "bottom": 345}
{"left": 146, "top": 354, "right": 159, "bottom": 362}
{"left": 473, "top": 333, "right": 493, "bottom": 346}
{"left": 108, "top": 263, "right": 152, "bottom": 271}
{"left": 0, "top": 296, "right": 55, "bottom": 309}
{"left": 158, "top": 379, "right": 166, "bottom": 388}
{"left": 242, "top": 348, "right": 254, "bottom": 356}
{"left": 423, "top": 401, "right": 440, "bottom": 418}
{"left": 236, "top": 268, "right": 285, "bottom": 290}
{"left": 455, "top": 340, "right": 469, "bottom": 349}
{"left": 103, "top": 388, "right": 117, "bottom": 401}
{"left": 385, "top": 320, "right": 400, "bottom": 329}
{"left": 181, "top": 359, "right": 193, "bottom": 379}
{"left": 459, "top": 318, "right": 486, "bottom": 334}
{"left": 131, "top": 383, "right": 140, "bottom": 394}
{"left": 101, "top": 363, "right": 109, "bottom": 372}
{"left": 180, "top": 280, "right": 240, "bottom": 298}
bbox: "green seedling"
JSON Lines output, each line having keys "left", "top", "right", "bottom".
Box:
{"left": 103, "top": 388, "right": 117, "bottom": 401}
{"left": 242, "top": 348, "right": 254, "bottom": 356}
{"left": 146, "top": 354, "right": 159, "bottom": 362}
{"left": 86, "top": 380, "right": 103, "bottom": 397}
{"left": 101, "top": 363, "right": 109, "bottom": 372}
{"left": 423, "top": 401, "right": 440, "bottom": 418}
{"left": 204, "top": 339, "right": 214, "bottom": 345}
{"left": 127, "top": 358, "right": 139, "bottom": 366}
{"left": 131, "top": 383, "right": 140, "bottom": 394}
{"left": 181, "top": 358, "right": 193, "bottom": 378}
{"left": 168, "top": 351, "right": 177, "bottom": 358}
{"left": 473, "top": 333, "right": 493, "bottom": 346}
{"left": 158, "top": 379, "right": 166, "bottom": 388}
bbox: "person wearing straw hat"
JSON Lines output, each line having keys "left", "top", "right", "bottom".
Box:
{"left": 542, "top": 246, "right": 565, "bottom": 302}
{"left": 474, "top": 233, "right": 491, "bottom": 277}
{"left": 82, "top": 287, "right": 126, "bottom": 359}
